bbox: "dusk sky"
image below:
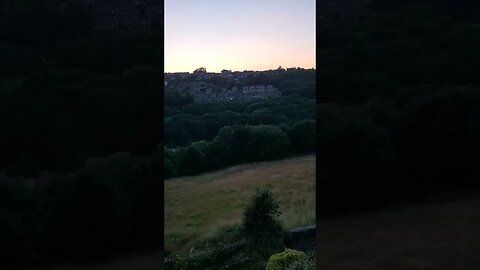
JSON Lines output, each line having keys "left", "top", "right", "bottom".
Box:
{"left": 165, "top": 0, "right": 315, "bottom": 73}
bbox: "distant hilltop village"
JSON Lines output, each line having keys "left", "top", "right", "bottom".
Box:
{"left": 165, "top": 67, "right": 310, "bottom": 104}
{"left": 188, "top": 83, "right": 279, "bottom": 104}
{"left": 58, "top": 0, "right": 162, "bottom": 33}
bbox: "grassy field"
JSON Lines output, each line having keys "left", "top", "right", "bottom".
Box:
{"left": 164, "top": 154, "right": 316, "bottom": 255}
{"left": 318, "top": 198, "right": 480, "bottom": 270}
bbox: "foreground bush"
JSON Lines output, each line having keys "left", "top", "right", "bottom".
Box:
{"left": 286, "top": 251, "right": 315, "bottom": 270}
{"left": 243, "top": 185, "right": 284, "bottom": 258}
{"left": 266, "top": 249, "right": 306, "bottom": 270}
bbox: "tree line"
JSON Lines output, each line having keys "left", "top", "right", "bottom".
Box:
{"left": 165, "top": 120, "right": 315, "bottom": 179}
{"left": 165, "top": 95, "right": 315, "bottom": 147}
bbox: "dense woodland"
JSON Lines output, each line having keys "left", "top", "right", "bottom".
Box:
{"left": 164, "top": 71, "right": 316, "bottom": 179}
{"left": 319, "top": 2, "right": 480, "bottom": 215}
{"left": 0, "top": 0, "right": 163, "bottom": 268}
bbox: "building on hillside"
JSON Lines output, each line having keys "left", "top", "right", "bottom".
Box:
{"left": 184, "top": 84, "right": 280, "bottom": 104}
{"left": 193, "top": 67, "right": 207, "bottom": 73}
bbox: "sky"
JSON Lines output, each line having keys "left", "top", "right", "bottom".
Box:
{"left": 165, "top": 0, "right": 315, "bottom": 73}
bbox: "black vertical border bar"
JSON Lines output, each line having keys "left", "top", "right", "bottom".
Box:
{"left": 159, "top": 0, "right": 166, "bottom": 268}
{"left": 154, "top": 0, "right": 165, "bottom": 269}
{"left": 315, "top": 0, "right": 321, "bottom": 267}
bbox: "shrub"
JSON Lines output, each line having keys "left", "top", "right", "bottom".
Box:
{"left": 265, "top": 249, "right": 306, "bottom": 270}
{"left": 286, "top": 251, "right": 315, "bottom": 270}
{"left": 243, "top": 185, "right": 284, "bottom": 257}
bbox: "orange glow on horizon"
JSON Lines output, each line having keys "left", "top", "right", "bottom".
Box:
{"left": 165, "top": 0, "right": 315, "bottom": 73}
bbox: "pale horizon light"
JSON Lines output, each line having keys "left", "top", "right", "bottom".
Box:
{"left": 165, "top": 0, "right": 315, "bottom": 73}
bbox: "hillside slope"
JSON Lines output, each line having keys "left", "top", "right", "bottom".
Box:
{"left": 165, "top": 154, "right": 316, "bottom": 254}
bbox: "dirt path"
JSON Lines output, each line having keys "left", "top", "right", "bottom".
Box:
{"left": 318, "top": 199, "right": 480, "bottom": 270}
